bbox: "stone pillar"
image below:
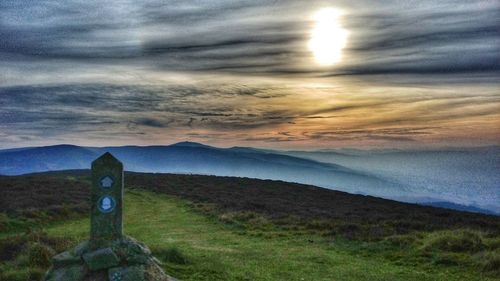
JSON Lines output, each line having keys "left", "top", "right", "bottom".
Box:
{"left": 45, "top": 153, "right": 176, "bottom": 281}
{"left": 90, "top": 152, "right": 123, "bottom": 247}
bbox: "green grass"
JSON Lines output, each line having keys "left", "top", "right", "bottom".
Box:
{"left": 1, "top": 189, "right": 499, "bottom": 281}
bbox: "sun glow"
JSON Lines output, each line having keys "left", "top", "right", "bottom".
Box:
{"left": 309, "top": 8, "right": 348, "bottom": 66}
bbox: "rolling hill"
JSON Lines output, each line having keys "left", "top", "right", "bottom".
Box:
{"left": 274, "top": 146, "right": 500, "bottom": 214}
{"left": 0, "top": 142, "right": 405, "bottom": 203}
{"left": 1, "top": 171, "right": 499, "bottom": 280}
{"left": 0, "top": 142, "right": 498, "bottom": 214}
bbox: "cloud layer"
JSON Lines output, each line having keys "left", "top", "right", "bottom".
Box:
{"left": 0, "top": 0, "right": 499, "bottom": 148}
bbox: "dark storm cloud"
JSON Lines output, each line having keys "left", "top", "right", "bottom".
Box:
{"left": 2, "top": 82, "right": 497, "bottom": 137}
{"left": 0, "top": 84, "right": 167, "bottom": 112}
{"left": 242, "top": 127, "right": 432, "bottom": 143}
{"left": 0, "top": 83, "right": 298, "bottom": 142}
{"left": 1, "top": 0, "right": 498, "bottom": 77}
{"left": 133, "top": 118, "right": 173, "bottom": 128}
{"left": 299, "top": 127, "right": 434, "bottom": 142}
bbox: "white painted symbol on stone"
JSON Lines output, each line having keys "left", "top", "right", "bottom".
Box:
{"left": 98, "top": 196, "right": 115, "bottom": 213}
{"left": 100, "top": 176, "right": 113, "bottom": 188}
{"left": 102, "top": 197, "right": 112, "bottom": 211}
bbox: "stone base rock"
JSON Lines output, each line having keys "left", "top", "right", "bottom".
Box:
{"left": 45, "top": 236, "right": 177, "bottom": 281}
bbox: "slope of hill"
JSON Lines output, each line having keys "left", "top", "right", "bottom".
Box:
{"left": 0, "top": 142, "right": 407, "bottom": 204}
{"left": 1, "top": 143, "right": 498, "bottom": 214}
{"left": 0, "top": 172, "right": 499, "bottom": 281}
{"left": 1, "top": 171, "right": 498, "bottom": 235}
{"left": 272, "top": 146, "right": 500, "bottom": 214}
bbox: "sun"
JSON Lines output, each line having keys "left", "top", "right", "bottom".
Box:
{"left": 308, "top": 8, "right": 348, "bottom": 66}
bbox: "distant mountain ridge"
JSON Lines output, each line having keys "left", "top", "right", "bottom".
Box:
{"left": 0, "top": 142, "right": 498, "bottom": 215}
{"left": 421, "top": 202, "right": 497, "bottom": 216}
{"left": 0, "top": 142, "right": 350, "bottom": 176}
{"left": 0, "top": 142, "right": 395, "bottom": 195}
{"left": 271, "top": 146, "right": 500, "bottom": 215}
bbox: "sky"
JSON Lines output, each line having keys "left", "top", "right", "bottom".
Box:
{"left": 1, "top": 0, "right": 499, "bottom": 150}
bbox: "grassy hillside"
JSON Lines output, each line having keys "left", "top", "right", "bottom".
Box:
{"left": 1, "top": 171, "right": 499, "bottom": 280}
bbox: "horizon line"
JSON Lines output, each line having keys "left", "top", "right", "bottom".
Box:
{"left": 1, "top": 141, "right": 498, "bottom": 152}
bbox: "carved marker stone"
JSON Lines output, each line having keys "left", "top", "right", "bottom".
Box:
{"left": 45, "top": 153, "right": 176, "bottom": 281}
{"left": 91, "top": 152, "right": 123, "bottom": 247}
